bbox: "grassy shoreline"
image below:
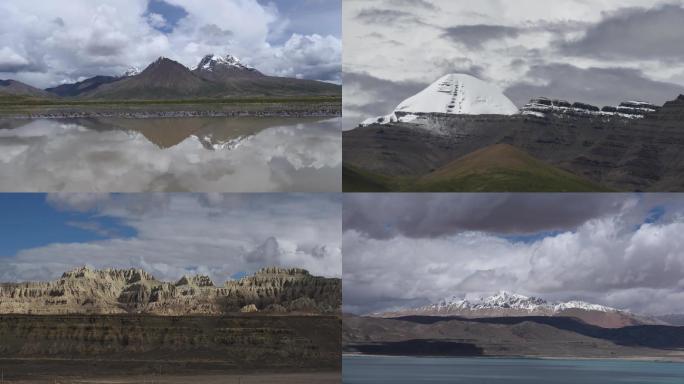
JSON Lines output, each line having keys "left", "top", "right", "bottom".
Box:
{"left": 0, "top": 95, "right": 341, "bottom": 106}
{"left": 0, "top": 96, "right": 341, "bottom": 118}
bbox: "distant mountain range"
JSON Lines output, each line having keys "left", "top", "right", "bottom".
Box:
{"left": 374, "top": 291, "right": 658, "bottom": 328}
{"left": 1, "top": 54, "right": 340, "bottom": 100}
{"left": 0, "top": 79, "right": 52, "bottom": 98}
{"left": 0, "top": 266, "right": 341, "bottom": 315}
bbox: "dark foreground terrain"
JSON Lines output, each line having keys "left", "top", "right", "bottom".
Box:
{"left": 0, "top": 314, "right": 341, "bottom": 382}
{"left": 343, "top": 315, "right": 684, "bottom": 360}
{"left": 344, "top": 95, "right": 684, "bottom": 192}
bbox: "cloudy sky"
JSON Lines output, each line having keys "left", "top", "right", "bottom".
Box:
{"left": 0, "top": 193, "right": 341, "bottom": 284}
{"left": 344, "top": 194, "right": 684, "bottom": 316}
{"left": 0, "top": 0, "right": 341, "bottom": 88}
{"left": 343, "top": 0, "right": 684, "bottom": 126}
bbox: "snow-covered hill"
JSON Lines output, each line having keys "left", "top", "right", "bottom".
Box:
{"left": 396, "top": 74, "right": 518, "bottom": 115}
{"left": 361, "top": 74, "right": 518, "bottom": 126}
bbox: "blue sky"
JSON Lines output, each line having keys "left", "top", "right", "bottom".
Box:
{"left": 146, "top": 0, "right": 340, "bottom": 39}
{"left": 146, "top": 0, "right": 188, "bottom": 33}
{"left": 258, "top": 0, "right": 341, "bottom": 43}
{"left": 0, "top": 193, "right": 341, "bottom": 283}
{"left": 0, "top": 194, "right": 135, "bottom": 258}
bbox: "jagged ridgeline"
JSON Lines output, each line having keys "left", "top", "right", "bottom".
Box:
{"left": 1, "top": 54, "right": 340, "bottom": 100}
{"left": 0, "top": 266, "right": 341, "bottom": 315}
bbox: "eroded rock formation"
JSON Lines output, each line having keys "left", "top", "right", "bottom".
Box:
{"left": 0, "top": 266, "right": 340, "bottom": 315}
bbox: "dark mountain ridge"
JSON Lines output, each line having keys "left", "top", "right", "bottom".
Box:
{"left": 0, "top": 79, "right": 53, "bottom": 98}
{"left": 392, "top": 315, "right": 684, "bottom": 349}
{"left": 82, "top": 57, "right": 218, "bottom": 99}
{"left": 344, "top": 314, "right": 684, "bottom": 359}
{"left": 34, "top": 54, "right": 340, "bottom": 100}
{"left": 45, "top": 75, "right": 121, "bottom": 97}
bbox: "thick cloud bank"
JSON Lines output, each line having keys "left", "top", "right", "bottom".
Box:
{"left": 343, "top": 0, "right": 684, "bottom": 125}
{"left": 343, "top": 194, "right": 684, "bottom": 316}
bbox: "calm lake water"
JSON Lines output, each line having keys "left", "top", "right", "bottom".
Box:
{"left": 343, "top": 355, "right": 684, "bottom": 384}
{"left": 0, "top": 117, "right": 340, "bottom": 192}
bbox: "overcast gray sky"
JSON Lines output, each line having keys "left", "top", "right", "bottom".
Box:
{"left": 343, "top": 194, "right": 684, "bottom": 317}
{"left": 0, "top": 193, "right": 341, "bottom": 283}
{"left": 0, "top": 0, "right": 341, "bottom": 88}
{"left": 343, "top": 0, "right": 684, "bottom": 126}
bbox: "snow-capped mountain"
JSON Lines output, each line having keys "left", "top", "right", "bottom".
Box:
{"left": 396, "top": 74, "right": 518, "bottom": 115}
{"left": 122, "top": 66, "right": 141, "bottom": 77}
{"left": 375, "top": 291, "right": 657, "bottom": 328}
{"left": 361, "top": 73, "right": 518, "bottom": 126}
{"left": 193, "top": 54, "right": 261, "bottom": 76}
{"left": 422, "top": 291, "right": 617, "bottom": 314}
{"left": 520, "top": 97, "right": 660, "bottom": 119}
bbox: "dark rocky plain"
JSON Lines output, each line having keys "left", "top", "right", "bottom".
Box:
{"left": 0, "top": 314, "right": 341, "bottom": 382}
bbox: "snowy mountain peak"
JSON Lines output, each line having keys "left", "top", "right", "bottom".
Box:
{"left": 481, "top": 291, "right": 546, "bottom": 308}
{"left": 360, "top": 73, "right": 519, "bottom": 126}
{"left": 122, "top": 66, "right": 141, "bottom": 77}
{"left": 195, "top": 54, "right": 255, "bottom": 72}
{"left": 394, "top": 73, "right": 518, "bottom": 116}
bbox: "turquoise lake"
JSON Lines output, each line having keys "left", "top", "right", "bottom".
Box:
{"left": 343, "top": 355, "right": 684, "bottom": 383}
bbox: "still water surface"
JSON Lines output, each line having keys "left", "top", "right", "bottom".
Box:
{"left": 343, "top": 355, "right": 684, "bottom": 384}
{"left": 0, "top": 117, "right": 340, "bottom": 192}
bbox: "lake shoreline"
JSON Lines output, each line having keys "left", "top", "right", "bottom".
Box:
{"left": 0, "top": 109, "right": 341, "bottom": 119}
{"left": 343, "top": 355, "right": 684, "bottom": 383}
{"left": 0, "top": 363, "right": 341, "bottom": 384}
{"left": 0, "top": 100, "right": 341, "bottom": 119}
{"left": 343, "top": 352, "right": 684, "bottom": 363}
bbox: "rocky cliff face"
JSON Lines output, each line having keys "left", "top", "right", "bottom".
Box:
{"left": 0, "top": 266, "right": 340, "bottom": 315}
{"left": 651, "top": 94, "right": 684, "bottom": 121}
{"left": 520, "top": 97, "right": 660, "bottom": 119}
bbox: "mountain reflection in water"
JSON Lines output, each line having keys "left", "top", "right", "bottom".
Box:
{"left": 0, "top": 117, "right": 341, "bottom": 192}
